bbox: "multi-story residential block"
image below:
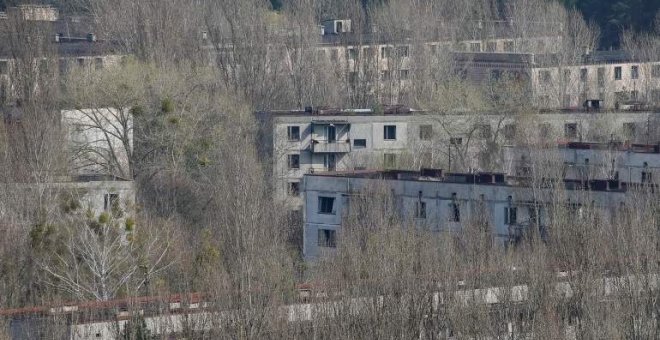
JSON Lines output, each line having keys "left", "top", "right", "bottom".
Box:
{"left": 503, "top": 141, "right": 660, "bottom": 184}
{"left": 258, "top": 107, "right": 660, "bottom": 213}
{"left": 531, "top": 51, "right": 660, "bottom": 110}
{"left": 302, "top": 169, "right": 635, "bottom": 259}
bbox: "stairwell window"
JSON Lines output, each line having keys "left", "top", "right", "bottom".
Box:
{"left": 504, "top": 207, "right": 517, "bottom": 225}
{"left": 631, "top": 65, "right": 639, "bottom": 79}
{"left": 384, "top": 125, "right": 397, "bottom": 140}
{"left": 318, "top": 196, "right": 335, "bottom": 214}
{"left": 415, "top": 201, "right": 427, "bottom": 219}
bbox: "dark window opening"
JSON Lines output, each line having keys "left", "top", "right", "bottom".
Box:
{"left": 505, "top": 207, "right": 518, "bottom": 225}
{"left": 104, "top": 193, "right": 119, "bottom": 211}
{"left": 353, "top": 139, "right": 366, "bottom": 148}
{"left": 450, "top": 193, "right": 460, "bottom": 222}
{"left": 288, "top": 154, "right": 300, "bottom": 169}
{"left": 287, "top": 126, "right": 300, "bottom": 141}
{"left": 450, "top": 137, "right": 463, "bottom": 146}
{"left": 384, "top": 125, "right": 397, "bottom": 140}
{"left": 631, "top": 65, "right": 639, "bottom": 79}
{"left": 0, "top": 61, "right": 7, "bottom": 75}
{"left": 318, "top": 229, "right": 336, "bottom": 248}
{"left": 288, "top": 182, "right": 300, "bottom": 196}
{"left": 614, "top": 66, "right": 622, "bottom": 80}
{"left": 318, "top": 196, "right": 335, "bottom": 214}
{"left": 504, "top": 124, "right": 517, "bottom": 141}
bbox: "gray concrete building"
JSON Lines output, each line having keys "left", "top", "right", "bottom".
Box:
{"left": 258, "top": 107, "right": 660, "bottom": 214}
{"left": 302, "top": 169, "right": 638, "bottom": 259}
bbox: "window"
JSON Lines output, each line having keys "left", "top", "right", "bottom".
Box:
{"left": 652, "top": 89, "right": 660, "bottom": 103}
{"left": 336, "top": 21, "right": 343, "bottom": 33}
{"left": 77, "top": 58, "right": 85, "bottom": 67}
{"left": 490, "top": 69, "right": 502, "bottom": 82}
{"left": 614, "top": 66, "right": 622, "bottom": 80}
{"left": 539, "top": 70, "right": 552, "bottom": 85}
{"left": 450, "top": 137, "right": 462, "bottom": 145}
{"left": 318, "top": 196, "right": 335, "bottom": 214}
{"left": 642, "top": 171, "right": 653, "bottom": 183}
{"left": 503, "top": 41, "right": 514, "bottom": 52}
{"left": 330, "top": 49, "right": 338, "bottom": 61}
{"left": 353, "top": 139, "right": 366, "bottom": 148}
{"left": 504, "top": 124, "right": 516, "bottom": 141}
{"left": 384, "top": 125, "right": 397, "bottom": 140}
{"left": 324, "top": 154, "right": 336, "bottom": 171}
{"left": 399, "top": 69, "right": 409, "bottom": 80}
{"left": 564, "top": 123, "right": 578, "bottom": 138}
{"left": 381, "top": 46, "right": 392, "bottom": 58}
{"left": 396, "top": 45, "right": 409, "bottom": 57}
{"left": 318, "top": 229, "right": 336, "bottom": 248}
{"left": 631, "top": 65, "right": 639, "bottom": 79}
{"left": 419, "top": 125, "right": 433, "bottom": 140}
{"left": 653, "top": 64, "right": 660, "bottom": 78}
{"left": 505, "top": 207, "right": 518, "bottom": 225}
{"left": 486, "top": 41, "right": 497, "bottom": 52}
{"left": 469, "top": 42, "right": 481, "bottom": 52}
{"left": 94, "top": 58, "right": 104, "bottom": 70}
{"left": 347, "top": 48, "right": 358, "bottom": 61}
{"left": 384, "top": 153, "right": 396, "bottom": 168}
{"left": 363, "top": 47, "right": 375, "bottom": 60}
{"left": 287, "top": 126, "right": 300, "bottom": 141}
{"left": 415, "top": 201, "right": 427, "bottom": 219}
{"left": 563, "top": 69, "right": 571, "bottom": 83}
{"left": 450, "top": 193, "right": 460, "bottom": 222}
{"left": 478, "top": 124, "right": 492, "bottom": 139}
{"left": 597, "top": 67, "right": 605, "bottom": 86}
{"left": 288, "top": 182, "right": 300, "bottom": 196}
{"left": 580, "top": 68, "right": 588, "bottom": 82}
{"left": 288, "top": 154, "right": 300, "bottom": 169}
{"left": 104, "top": 193, "right": 119, "bottom": 211}
{"left": 0, "top": 60, "right": 7, "bottom": 75}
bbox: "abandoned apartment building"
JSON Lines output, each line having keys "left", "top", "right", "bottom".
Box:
{"left": 258, "top": 106, "right": 660, "bottom": 215}
{"left": 503, "top": 141, "right": 660, "bottom": 184}
{"left": 302, "top": 169, "right": 642, "bottom": 259}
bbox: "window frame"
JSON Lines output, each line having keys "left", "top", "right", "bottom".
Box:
{"left": 353, "top": 139, "right": 367, "bottom": 148}
{"left": 287, "top": 126, "right": 301, "bottom": 141}
{"left": 631, "top": 65, "right": 639, "bottom": 80}
{"left": 383, "top": 125, "right": 397, "bottom": 140}
{"left": 318, "top": 196, "right": 336, "bottom": 215}
{"left": 614, "top": 66, "right": 622, "bottom": 80}
{"left": 318, "top": 229, "right": 337, "bottom": 248}
{"left": 287, "top": 154, "right": 300, "bottom": 169}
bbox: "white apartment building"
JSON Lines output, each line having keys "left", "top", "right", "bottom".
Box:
{"left": 302, "top": 169, "right": 632, "bottom": 259}
{"left": 504, "top": 142, "right": 660, "bottom": 184}
{"left": 258, "top": 107, "right": 660, "bottom": 212}
{"left": 532, "top": 52, "right": 660, "bottom": 110}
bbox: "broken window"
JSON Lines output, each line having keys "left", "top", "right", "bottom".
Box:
{"left": 381, "top": 46, "right": 392, "bottom": 58}
{"left": 288, "top": 154, "right": 300, "bottom": 169}
{"left": 450, "top": 137, "right": 462, "bottom": 146}
{"left": 318, "top": 229, "right": 336, "bottom": 247}
{"left": 287, "top": 126, "right": 300, "bottom": 141}
{"left": 631, "top": 65, "right": 639, "bottom": 79}
{"left": 353, "top": 139, "right": 366, "bottom": 148}
{"left": 288, "top": 182, "right": 300, "bottom": 196}
{"left": 419, "top": 125, "right": 433, "bottom": 140}
{"left": 564, "top": 123, "right": 578, "bottom": 138}
{"left": 318, "top": 196, "right": 335, "bottom": 214}
{"left": 614, "top": 66, "right": 622, "bottom": 80}
{"left": 384, "top": 125, "right": 397, "bottom": 140}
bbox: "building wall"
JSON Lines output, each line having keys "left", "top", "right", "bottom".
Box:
{"left": 270, "top": 110, "right": 660, "bottom": 209}
{"left": 302, "top": 173, "right": 627, "bottom": 259}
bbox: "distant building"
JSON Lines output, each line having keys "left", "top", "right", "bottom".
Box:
{"left": 302, "top": 169, "right": 635, "bottom": 259}
{"left": 503, "top": 141, "right": 660, "bottom": 184}
{"left": 258, "top": 107, "right": 660, "bottom": 214}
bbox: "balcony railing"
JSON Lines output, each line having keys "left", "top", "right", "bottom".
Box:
{"left": 311, "top": 140, "right": 351, "bottom": 153}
